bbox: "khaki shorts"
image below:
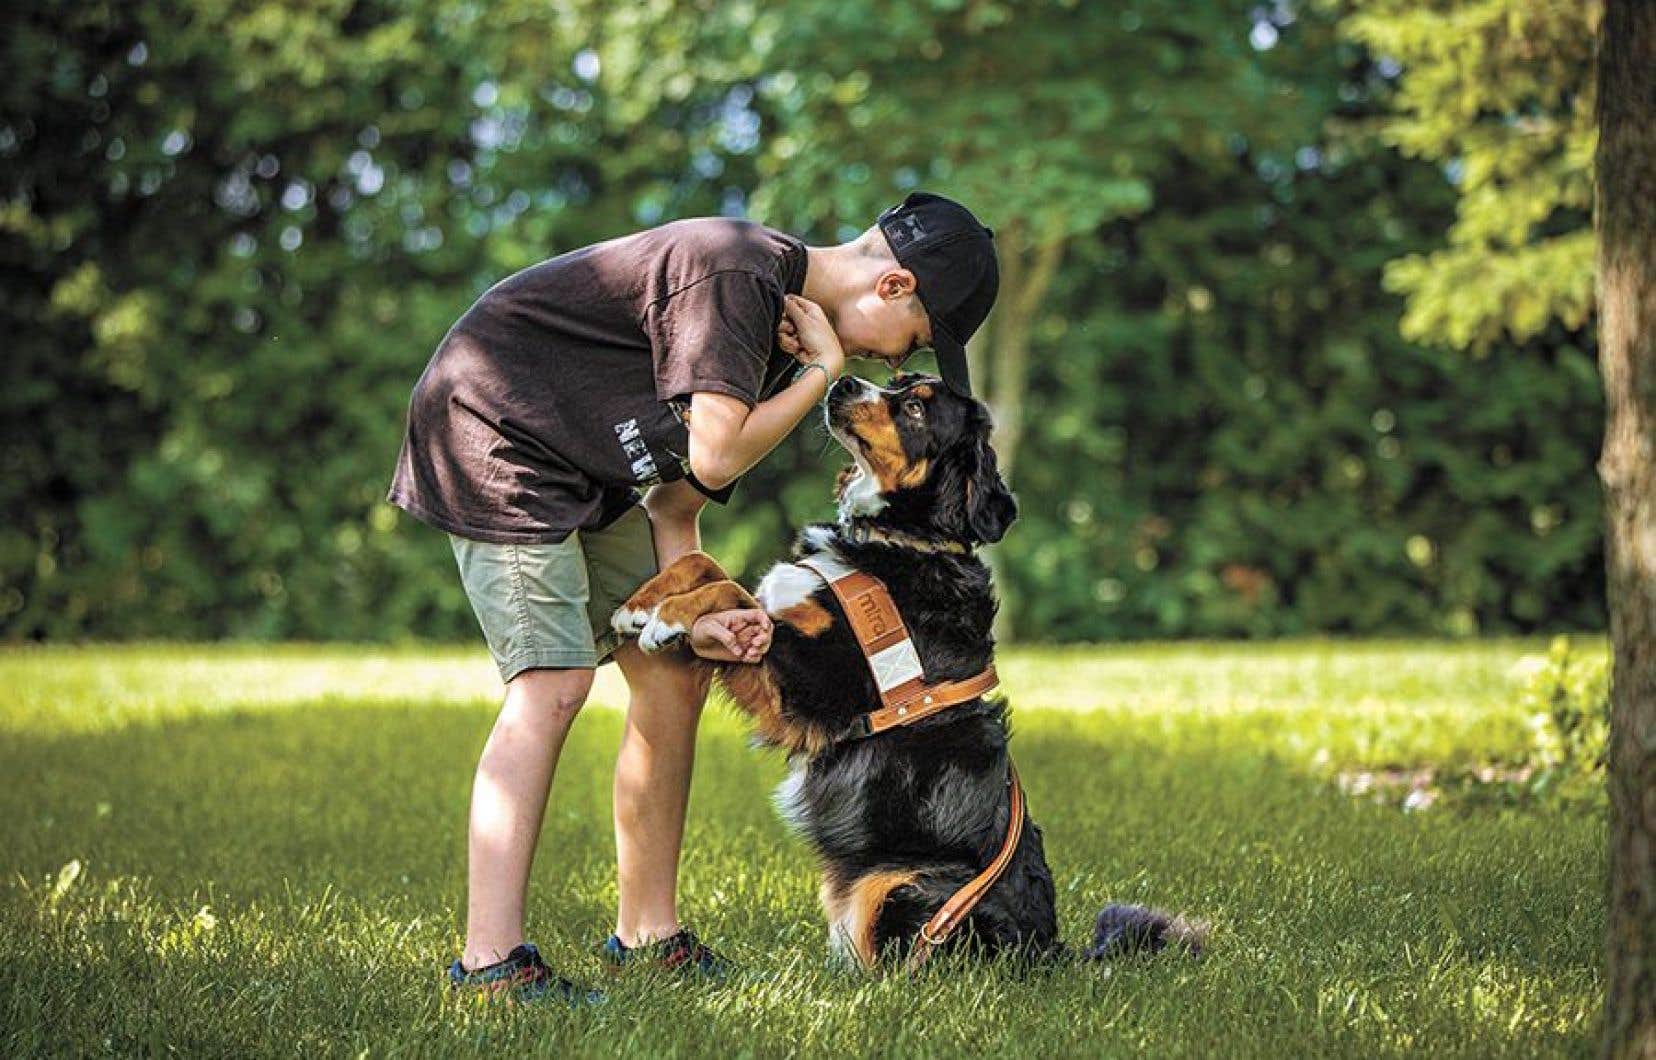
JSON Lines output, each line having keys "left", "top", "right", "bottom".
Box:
{"left": 449, "top": 504, "right": 659, "bottom": 681}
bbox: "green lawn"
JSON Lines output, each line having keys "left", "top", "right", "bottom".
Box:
{"left": 1, "top": 642, "right": 1604, "bottom": 1057}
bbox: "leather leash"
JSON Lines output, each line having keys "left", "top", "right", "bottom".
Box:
{"left": 794, "top": 555, "right": 1024, "bottom": 971}
{"left": 906, "top": 761, "right": 1023, "bottom": 973}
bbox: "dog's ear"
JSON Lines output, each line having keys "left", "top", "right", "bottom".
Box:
{"left": 932, "top": 407, "right": 1019, "bottom": 545}
{"left": 964, "top": 436, "right": 1018, "bottom": 544}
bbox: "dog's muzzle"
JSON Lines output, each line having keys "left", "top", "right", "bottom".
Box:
{"left": 825, "top": 375, "right": 878, "bottom": 429}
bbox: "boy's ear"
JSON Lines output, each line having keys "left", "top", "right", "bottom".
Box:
{"left": 964, "top": 437, "right": 1017, "bottom": 544}
{"left": 876, "top": 268, "right": 920, "bottom": 302}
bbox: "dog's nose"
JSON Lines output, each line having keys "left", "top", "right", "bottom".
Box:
{"left": 828, "top": 375, "right": 869, "bottom": 403}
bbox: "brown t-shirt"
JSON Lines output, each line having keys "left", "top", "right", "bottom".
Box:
{"left": 388, "top": 218, "right": 808, "bottom": 543}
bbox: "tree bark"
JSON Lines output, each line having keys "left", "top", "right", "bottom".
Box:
{"left": 969, "top": 218, "right": 1067, "bottom": 481}
{"left": 1596, "top": 3, "right": 1656, "bottom": 1057}
{"left": 968, "top": 218, "right": 1067, "bottom": 642}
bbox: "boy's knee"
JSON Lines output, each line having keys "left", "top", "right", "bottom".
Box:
{"left": 542, "top": 692, "right": 588, "bottom": 725}
{"left": 613, "top": 643, "right": 712, "bottom": 716}
{"left": 506, "top": 668, "right": 594, "bottom": 723}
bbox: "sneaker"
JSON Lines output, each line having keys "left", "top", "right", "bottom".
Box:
{"left": 447, "top": 942, "right": 605, "bottom": 1005}
{"left": 600, "top": 927, "right": 733, "bottom": 981}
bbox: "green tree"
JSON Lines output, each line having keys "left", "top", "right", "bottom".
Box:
{"left": 1340, "top": 0, "right": 1599, "bottom": 350}
{"left": 1006, "top": 147, "right": 1602, "bottom": 638}
{"left": 2, "top": 0, "right": 760, "bottom": 639}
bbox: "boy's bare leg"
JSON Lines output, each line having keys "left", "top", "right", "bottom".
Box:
{"left": 611, "top": 639, "right": 710, "bottom": 946}
{"left": 607, "top": 482, "right": 711, "bottom": 947}
{"left": 461, "top": 666, "right": 595, "bottom": 970}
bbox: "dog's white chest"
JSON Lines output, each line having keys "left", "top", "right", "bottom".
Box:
{"left": 754, "top": 541, "right": 855, "bottom": 612}
{"left": 754, "top": 563, "right": 821, "bottom": 612}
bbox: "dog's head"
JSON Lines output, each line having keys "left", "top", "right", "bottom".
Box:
{"left": 824, "top": 372, "right": 1017, "bottom": 546}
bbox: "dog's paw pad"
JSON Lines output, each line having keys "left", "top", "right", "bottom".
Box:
{"left": 639, "top": 616, "right": 687, "bottom": 654}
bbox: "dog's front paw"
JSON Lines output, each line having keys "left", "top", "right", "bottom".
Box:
{"left": 638, "top": 614, "right": 689, "bottom": 654}
{"left": 611, "top": 603, "right": 653, "bottom": 638}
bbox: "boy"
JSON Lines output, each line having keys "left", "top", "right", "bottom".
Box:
{"left": 388, "top": 192, "right": 998, "bottom": 1001}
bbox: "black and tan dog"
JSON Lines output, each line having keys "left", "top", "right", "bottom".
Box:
{"left": 613, "top": 373, "right": 1203, "bottom": 970}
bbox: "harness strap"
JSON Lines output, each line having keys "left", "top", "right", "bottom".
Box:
{"left": 854, "top": 666, "right": 1000, "bottom": 739}
{"left": 795, "top": 557, "right": 999, "bottom": 722}
{"left": 905, "top": 762, "right": 1025, "bottom": 973}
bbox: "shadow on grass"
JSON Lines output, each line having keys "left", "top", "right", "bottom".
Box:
{"left": 1, "top": 699, "right": 1604, "bottom": 1058}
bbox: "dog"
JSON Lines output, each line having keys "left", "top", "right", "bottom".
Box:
{"left": 613, "top": 372, "right": 1204, "bottom": 969}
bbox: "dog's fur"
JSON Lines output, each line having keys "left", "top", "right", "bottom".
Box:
{"left": 614, "top": 373, "right": 1204, "bottom": 969}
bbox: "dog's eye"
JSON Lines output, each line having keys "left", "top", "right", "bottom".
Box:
{"left": 902, "top": 398, "right": 925, "bottom": 419}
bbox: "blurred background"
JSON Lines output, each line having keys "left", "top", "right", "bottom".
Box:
{"left": 2, "top": 0, "right": 1600, "bottom": 645}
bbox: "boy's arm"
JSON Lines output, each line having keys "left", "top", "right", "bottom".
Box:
{"left": 641, "top": 478, "right": 708, "bottom": 567}
{"left": 686, "top": 294, "right": 846, "bottom": 490}
{"left": 686, "top": 381, "right": 826, "bottom": 491}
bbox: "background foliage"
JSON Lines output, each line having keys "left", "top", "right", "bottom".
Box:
{"left": 2, "top": 0, "right": 1601, "bottom": 642}
{"left": 1340, "top": 0, "right": 1598, "bottom": 351}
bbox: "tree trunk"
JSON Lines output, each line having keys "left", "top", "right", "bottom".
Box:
{"left": 1596, "top": 3, "right": 1656, "bottom": 1057}
{"left": 968, "top": 218, "right": 1067, "bottom": 642}
{"left": 969, "top": 219, "right": 1067, "bottom": 480}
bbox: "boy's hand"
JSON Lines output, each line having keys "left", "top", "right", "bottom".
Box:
{"left": 690, "top": 609, "right": 773, "bottom": 664}
{"left": 777, "top": 316, "right": 803, "bottom": 360}
{"left": 782, "top": 295, "right": 846, "bottom": 378}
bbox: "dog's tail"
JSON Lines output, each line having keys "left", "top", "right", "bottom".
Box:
{"left": 1083, "top": 903, "right": 1209, "bottom": 961}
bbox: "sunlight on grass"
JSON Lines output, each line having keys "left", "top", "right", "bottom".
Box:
{"left": 1, "top": 642, "right": 1604, "bottom": 1058}
{"left": 0, "top": 642, "right": 629, "bottom": 733}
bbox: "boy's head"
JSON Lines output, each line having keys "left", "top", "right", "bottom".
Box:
{"left": 826, "top": 193, "right": 999, "bottom": 396}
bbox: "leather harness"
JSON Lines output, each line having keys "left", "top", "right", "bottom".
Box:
{"left": 795, "top": 556, "right": 1024, "bottom": 972}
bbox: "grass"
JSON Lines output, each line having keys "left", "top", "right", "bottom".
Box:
{"left": 0, "top": 640, "right": 1605, "bottom": 1058}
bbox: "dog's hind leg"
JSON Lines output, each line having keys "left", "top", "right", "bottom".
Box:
{"left": 822, "top": 869, "right": 926, "bottom": 971}
{"left": 873, "top": 856, "right": 1067, "bottom": 968}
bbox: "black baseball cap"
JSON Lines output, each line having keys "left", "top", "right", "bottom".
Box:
{"left": 876, "top": 191, "right": 999, "bottom": 396}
